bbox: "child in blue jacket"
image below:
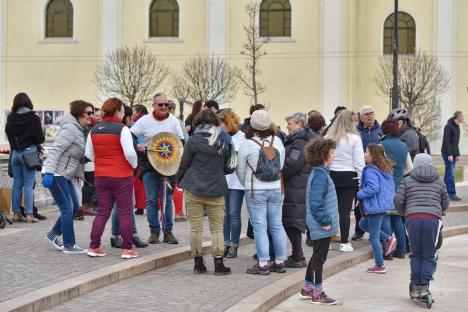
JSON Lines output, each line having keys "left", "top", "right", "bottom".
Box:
{"left": 299, "top": 138, "right": 338, "bottom": 305}
{"left": 357, "top": 144, "right": 396, "bottom": 274}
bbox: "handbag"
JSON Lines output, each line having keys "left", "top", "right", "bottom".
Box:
{"left": 15, "top": 137, "right": 42, "bottom": 170}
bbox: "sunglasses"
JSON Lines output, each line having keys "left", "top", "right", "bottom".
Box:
{"left": 157, "top": 103, "right": 169, "bottom": 107}
{"left": 84, "top": 111, "right": 94, "bottom": 116}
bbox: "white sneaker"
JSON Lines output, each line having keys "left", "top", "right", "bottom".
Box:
{"left": 340, "top": 243, "right": 354, "bottom": 252}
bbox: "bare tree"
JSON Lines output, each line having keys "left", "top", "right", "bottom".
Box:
{"left": 95, "top": 46, "right": 169, "bottom": 106}
{"left": 182, "top": 55, "right": 240, "bottom": 104}
{"left": 170, "top": 71, "right": 191, "bottom": 120}
{"left": 239, "top": 2, "right": 269, "bottom": 105}
{"left": 375, "top": 52, "right": 450, "bottom": 139}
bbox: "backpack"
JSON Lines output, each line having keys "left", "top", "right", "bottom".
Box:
{"left": 247, "top": 136, "right": 283, "bottom": 197}
{"left": 415, "top": 128, "right": 431, "bottom": 155}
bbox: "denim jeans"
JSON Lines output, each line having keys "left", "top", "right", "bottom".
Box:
{"left": 245, "top": 189, "right": 287, "bottom": 262}
{"left": 382, "top": 215, "right": 407, "bottom": 253}
{"left": 442, "top": 153, "right": 456, "bottom": 197}
{"left": 223, "top": 189, "right": 245, "bottom": 247}
{"left": 11, "top": 146, "right": 37, "bottom": 214}
{"left": 48, "top": 176, "right": 80, "bottom": 248}
{"left": 142, "top": 172, "right": 173, "bottom": 233}
{"left": 359, "top": 213, "right": 389, "bottom": 266}
{"left": 111, "top": 202, "right": 138, "bottom": 236}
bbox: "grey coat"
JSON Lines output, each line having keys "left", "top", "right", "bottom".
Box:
{"left": 394, "top": 165, "right": 449, "bottom": 219}
{"left": 43, "top": 113, "right": 85, "bottom": 180}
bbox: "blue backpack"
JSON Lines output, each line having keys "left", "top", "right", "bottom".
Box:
{"left": 247, "top": 136, "right": 282, "bottom": 196}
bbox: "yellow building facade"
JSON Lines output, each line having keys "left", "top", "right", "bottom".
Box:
{"left": 0, "top": 0, "right": 466, "bottom": 151}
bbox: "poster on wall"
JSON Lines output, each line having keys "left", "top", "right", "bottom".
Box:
{"left": 44, "top": 111, "right": 53, "bottom": 125}
{"left": 53, "top": 111, "right": 64, "bottom": 124}
{"left": 35, "top": 110, "right": 44, "bottom": 124}
{"left": 45, "top": 125, "right": 60, "bottom": 142}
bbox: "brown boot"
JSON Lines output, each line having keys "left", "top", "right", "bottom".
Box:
{"left": 74, "top": 209, "right": 85, "bottom": 221}
{"left": 25, "top": 214, "right": 38, "bottom": 223}
{"left": 12, "top": 212, "right": 26, "bottom": 223}
{"left": 82, "top": 204, "right": 97, "bottom": 216}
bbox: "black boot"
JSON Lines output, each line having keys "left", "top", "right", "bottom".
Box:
{"left": 194, "top": 256, "right": 207, "bottom": 274}
{"left": 110, "top": 236, "right": 123, "bottom": 248}
{"left": 133, "top": 235, "right": 148, "bottom": 248}
{"left": 33, "top": 206, "right": 47, "bottom": 221}
{"left": 224, "top": 246, "right": 230, "bottom": 257}
{"left": 214, "top": 257, "right": 231, "bottom": 275}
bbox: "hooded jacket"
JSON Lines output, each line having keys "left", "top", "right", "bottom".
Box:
{"left": 441, "top": 117, "right": 460, "bottom": 157}
{"left": 394, "top": 165, "right": 449, "bottom": 219}
{"left": 5, "top": 109, "right": 45, "bottom": 150}
{"left": 176, "top": 125, "right": 235, "bottom": 197}
{"left": 357, "top": 165, "right": 395, "bottom": 215}
{"left": 357, "top": 121, "right": 382, "bottom": 151}
{"left": 282, "top": 128, "right": 319, "bottom": 232}
{"left": 43, "top": 113, "right": 85, "bottom": 180}
{"left": 380, "top": 135, "right": 408, "bottom": 190}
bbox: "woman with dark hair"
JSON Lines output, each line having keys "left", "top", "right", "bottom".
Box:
{"left": 5, "top": 93, "right": 45, "bottom": 223}
{"left": 185, "top": 100, "right": 204, "bottom": 136}
{"left": 42, "top": 100, "right": 93, "bottom": 254}
{"left": 86, "top": 98, "right": 138, "bottom": 259}
{"left": 237, "top": 110, "right": 287, "bottom": 275}
{"left": 132, "top": 104, "right": 148, "bottom": 124}
{"left": 131, "top": 104, "right": 148, "bottom": 215}
{"left": 177, "top": 110, "right": 236, "bottom": 274}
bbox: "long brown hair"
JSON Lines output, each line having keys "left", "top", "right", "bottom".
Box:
{"left": 367, "top": 144, "right": 393, "bottom": 174}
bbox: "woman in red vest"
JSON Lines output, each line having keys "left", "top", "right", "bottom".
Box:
{"left": 85, "top": 98, "right": 138, "bottom": 259}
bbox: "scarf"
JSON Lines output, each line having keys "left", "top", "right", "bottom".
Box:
{"left": 153, "top": 111, "right": 169, "bottom": 121}
{"left": 194, "top": 125, "right": 237, "bottom": 170}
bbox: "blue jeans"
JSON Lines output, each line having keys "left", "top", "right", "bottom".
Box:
{"left": 111, "top": 203, "right": 138, "bottom": 236}
{"left": 223, "top": 189, "right": 244, "bottom": 247}
{"left": 11, "top": 146, "right": 37, "bottom": 214}
{"left": 382, "top": 215, "right": 407, "bottom": 254}
{"left": 406, "top": 218, "right": 441, "bottom": 285}
{"left": 245, "top": 189, "right": 287, "bottom": 262}
{"left": 142, "top": 172, "right": 173, "bottom": 233}
{"left": 359, "top": 213, "right": 389, "bottom": 266}
{"left": 442, "top": 153, "right": 456, "bottom": 197}
{"left": 48, "top": 176, "right": 80, "bottom": 248}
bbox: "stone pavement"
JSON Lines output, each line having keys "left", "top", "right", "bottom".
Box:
{"left": 272, "top": 234, "right": 468, "bottom": 312}
{"left": 0, "top": 209, "right": 249, "bottom": 303}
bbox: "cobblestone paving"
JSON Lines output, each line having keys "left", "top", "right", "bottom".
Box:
{"left": 0, "top": 208, "right": 249, "bottom": 302}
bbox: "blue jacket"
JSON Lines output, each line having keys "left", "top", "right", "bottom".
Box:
{"left": 357, "top": 121, "right": 382, "bottom": 151}
{"left": 380, "top": 135, "right": 408, "bottom": 190}
{"left": 306, "top": 166, "right": 339, "bottom": 240}
{"left": 357, "top": 165, "right": 395, "bottom": 215}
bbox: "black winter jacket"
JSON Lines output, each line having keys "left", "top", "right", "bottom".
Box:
{"left": 282, "top": 128, "right": 319, "bottom": 232}
{"left": 176, "top": 130, "right": 235, "bottom": 197}
{"left": 5, "top": 110, "right": 45, "bottom": 150}
{"left": 441, "top": 118, "right": 460, "bottom": 157}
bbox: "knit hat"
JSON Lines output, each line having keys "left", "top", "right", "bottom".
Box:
{"left": 250, "top": 110, "right": 272, "bottom": 131}
{"left": 413, "top": 153, "right": 432, "bottom": 167}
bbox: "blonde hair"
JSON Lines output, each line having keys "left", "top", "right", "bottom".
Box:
{"left": 326, "top": 110, "right": 359, "bottom": 143}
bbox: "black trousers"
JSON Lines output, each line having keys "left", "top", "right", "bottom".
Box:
{"left": 354, "top": 202, "right": 365, "bottom": 235}
{"left": 285, "top": 227, "right": 303, "bottom": 258}
{"left": 305, "top": 237, "right": 331, "bottom": 285}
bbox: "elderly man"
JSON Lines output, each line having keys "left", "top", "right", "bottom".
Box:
{"left": 131, "top": 93, "right": 185, "bottom": 244}
{"left": 352, "top": 106, "right": 382, "bottom": 241}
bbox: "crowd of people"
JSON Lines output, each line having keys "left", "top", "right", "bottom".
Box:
{"left": 4, "top": 90, "right": 464, "bottom": 305}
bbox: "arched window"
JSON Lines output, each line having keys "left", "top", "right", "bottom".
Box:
{"left": 260, "top": 0, "right": 291, "bottom": 37}
{"left": 149, "top": 0, "right": 179, "bottom": 37}
{"left": 45, "top": 0, "right": 73, "bottom": 38}
{"left": 383, "top": 12, "right": 416, "bottom": 54}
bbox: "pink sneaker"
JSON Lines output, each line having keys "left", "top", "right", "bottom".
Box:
{"left": 384, "top": 237, "right": 397, "bottom": 256}
{"left": 366, "top": 265, "right": 386, "bottom": 274}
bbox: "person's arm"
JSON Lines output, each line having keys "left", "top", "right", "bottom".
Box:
{"left": 43, "top": 124, "right": 74, "bottom": 174}
{"left": 394, "top": 179, "right": 407, "bottom": 215}
{"left": 309, "top": 172, "right": 332, "bottom": 226}
{"left": 357, "top": 169, "right": 380, "bottom": 199}
{"left": 120, "top": 127, "right": 138, "bottom": 169}
{"left": 84, "top": 132, "right": 95, "bottom": 162}
{"left": 235, "top": 141, "right": 248, "bottom": 187}
{"left": 403, "top": 152, "right": 413, "bottom": 175}
{"left": 442, "top": 124, "right": 453, "bottom": 157}
{"left": 176, "top": 141, "right": 193, "bottom": 183}
{"left": 174, "top": 117, "right": 185, "bottom": 141}
{"left": 353, "top": 136, "right": 365, "bottom": 179}
{"left": 32, "top": 115, "right": 45, "bottom": 145}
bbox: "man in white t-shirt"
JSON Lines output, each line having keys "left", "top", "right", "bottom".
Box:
{"left": 130, "top": 93, "right": 185, "bottom": 245}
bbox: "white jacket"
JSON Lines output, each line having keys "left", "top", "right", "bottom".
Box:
{"left": 328, "top": 133, "right": 365, "bottom": 178}
{"left": 226, "top": 131, "right": 247, "bottom": 190}
{"left": 236, "top": 135, "right": 285, "bottom": 190}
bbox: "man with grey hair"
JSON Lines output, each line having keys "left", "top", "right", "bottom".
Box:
{"left": 131, "top": 92, "right": 185, "bottom": 244}
{"left": 353, "top": 105, "right": 382, "bottom": 241}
